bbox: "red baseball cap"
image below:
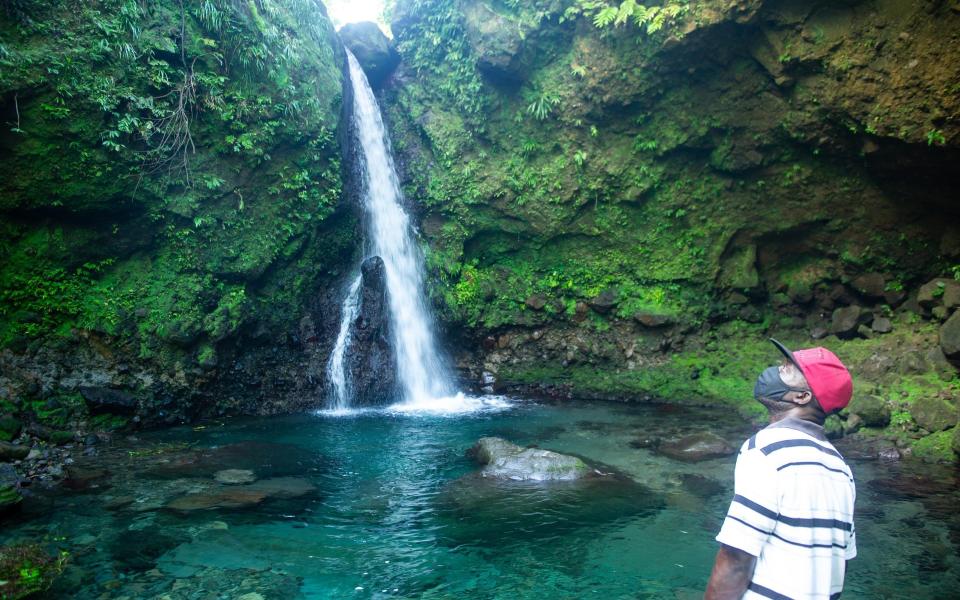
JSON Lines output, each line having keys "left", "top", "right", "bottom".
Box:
{"left": 769, "top": 339, "right": 853, "bottom": 413}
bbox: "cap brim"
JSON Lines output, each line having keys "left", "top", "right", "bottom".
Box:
{"left": 769, "top": 338, "right": 801, "bottom": 370}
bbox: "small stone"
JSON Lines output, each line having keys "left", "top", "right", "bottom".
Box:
{"left": 573, "top": 301, "right": 589, "bottom": 322}
{"left": 830, "top": 305, "right": 864, "bottom": 338}
{"left": 587, "top": 289, "right": 618, "bottom": 314}
{"left": 852, "top": 273, "right": 886, "bottom": 298}
{"left": 525, "top": 294, "right": 546, "bottom": 311}
{"left": 237, "top": 594, "right": 264, "bottom": 600}
{"left": 214, "top": 469, "right": 257, "bottom": 485}
{"left": 824, "top": 415, "right": 844, "bottom": 440}
{"left": 845, "top": 413, "right": 864, "bottom": 434}
{"left": 810, "top": 326, "right": 829, "bottom": 340}
{"left": 634, "top": 312, "right": 674, "bottom": 328}
{"left": 871, "top": 317, "right": 893, "bottom": 334}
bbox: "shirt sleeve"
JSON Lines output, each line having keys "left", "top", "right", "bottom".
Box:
{"left": 716, "top": 444, "right": 780, "bottom": 557}
{"left": 845, "top": 481, "right": 857, "bottom": 560}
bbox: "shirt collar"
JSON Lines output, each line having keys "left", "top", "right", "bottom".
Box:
{"left": 765, "top": 416, "right": 828, "bottom": 441}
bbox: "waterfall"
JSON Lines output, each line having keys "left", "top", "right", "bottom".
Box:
{"left": 326, "top": 51, "right": 455, "bottom": 407}
{"left": 326, "top": 274, "right": 362, "bottom": 411}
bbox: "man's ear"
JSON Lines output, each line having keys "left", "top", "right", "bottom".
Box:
{"left": 793, "top": 390, "right": 814, "bottom": 406}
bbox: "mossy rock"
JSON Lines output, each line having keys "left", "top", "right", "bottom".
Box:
{"left": 824, "top": 414, "right": 845, "bottom": 440}
{"left": 912, "top": 430, "right": 956, "bottom": 463}
{"left": 911, "top": 396, "right": 959, "bottom": 432}
{"left": 0, "top": 484, "right": 22, "bottom": 514}
{"left": 0, "top": 416, "right": 22, "bottom": 442}
{"left": 847, "top": 393, "right": 890, "bottom": 427}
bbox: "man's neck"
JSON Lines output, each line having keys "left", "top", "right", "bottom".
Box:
{"left": 768, "top": 407, "right": 825, "bottom": 426}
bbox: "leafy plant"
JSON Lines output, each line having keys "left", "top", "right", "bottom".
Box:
{"left": 926, "top": 128, "right": 946, "bottom": 146}
{"left": 526, "top": 89, "right": 561, "bottom": 121}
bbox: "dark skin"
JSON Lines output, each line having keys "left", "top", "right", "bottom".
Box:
{"left": 704, "top": 363, "right": 824, "bottom": 600}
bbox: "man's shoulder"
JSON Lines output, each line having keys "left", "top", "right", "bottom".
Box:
{"left": 739, "top": 426, "right": 846, "bottom": 463}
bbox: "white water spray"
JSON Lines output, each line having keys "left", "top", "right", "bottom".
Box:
{"left": 326, "top": 274, "right": 362, "bottom": 411}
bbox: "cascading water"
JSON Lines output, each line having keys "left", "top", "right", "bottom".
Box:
{"left": 326, "top": 274, "right": 361, "bottom": 412}
{"left": 326, "top": 51, "right": 458, "bottom": 409}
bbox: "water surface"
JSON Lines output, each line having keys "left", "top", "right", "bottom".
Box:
{"left": 4, "top": 400, "right": 958, "bottom": 599}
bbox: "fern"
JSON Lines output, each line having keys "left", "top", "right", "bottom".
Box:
{"left": 593, "top": 6, "right": 618, "bottom": 28}
{"left": 616, "top": 0, "right": 637, "bottom": 26}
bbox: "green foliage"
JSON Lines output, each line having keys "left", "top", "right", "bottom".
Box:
{"left": 0, "top": 0, "right": 351, "bottom": 378}
{"left": 0, "top": 543, "right": 69, "bottom": 600}
{"left": 563, "top": 0, "right": 688, "bottom": 34}
{"left": 526, "top": 89, "right": 561, "bottom": 121}
{"left": 392, "top": 0, "right": 488, "bottom": 132}
{"left": 925, "top": 128, "right": 946, "bottom": 146}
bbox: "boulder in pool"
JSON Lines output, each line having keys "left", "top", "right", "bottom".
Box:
{"left": 657, "top": 431, "right": 735, "bottom": 462}
{"left": 468, "top": 437, "right": 595, "bottom": 481}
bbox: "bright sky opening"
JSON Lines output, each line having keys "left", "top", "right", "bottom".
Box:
{"left": 326, "top": 0, "right": 389, "bottom": 34}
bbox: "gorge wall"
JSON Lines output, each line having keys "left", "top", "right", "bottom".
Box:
{"left": 378, "top": 0, "right": 960, "bottom": 459}
{"left": 2, "top": 0, "right": 960, "bottom": 463}
{"left": 0, "top": 0, "right": 356, "bottom": 436}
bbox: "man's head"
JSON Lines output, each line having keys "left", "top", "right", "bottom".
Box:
{"left": 754, "top": 339, "right": 853, "bottom": 422}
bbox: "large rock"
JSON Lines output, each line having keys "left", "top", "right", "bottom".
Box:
{"left": 79, "top": 386, "right": 138, "bottom": 415}
{"left": 347, "top": 256, "right": 397, "bottom": 406}
{"left": 462, "top": 3, "right": 527, "bottom": 82}
{"left": 911, "top": 396, "right": 958, "bottom": 432}
{"left": 468, "top": 437, "right": 594, "bottom": 481}
{"left": 0, "top": 442, "right": 29, "bottom": 461}
{"left": 339, "top": 22, "right": 399, "bottom": 88}
{"left": 847, "top": 393, "right": 890, "bottom": 427}
{"left": 940, "top": 310, "right": 960, "bottom": 360}
{"left": 657, "top": 432, "right": 735, "bottom": 462}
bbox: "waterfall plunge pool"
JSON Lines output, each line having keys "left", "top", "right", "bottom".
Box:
{"left": 4, "top": 400, "right": 959, "bottom": 598}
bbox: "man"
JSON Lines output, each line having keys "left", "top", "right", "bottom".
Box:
{"left": 705, "top": 339, "right": 857, "bottom": 600}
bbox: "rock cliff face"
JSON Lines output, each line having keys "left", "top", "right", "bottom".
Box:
{"left": 382, "top": 0, "right": 960, "bottom": 458}
{"left": 0, "top": 0, "right": 357, "bottom": 432}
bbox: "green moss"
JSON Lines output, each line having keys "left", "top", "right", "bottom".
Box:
{"left": 911, "top": 430, "right": 956, "bottom": 463}
{"left": 0, "top": 0, "right": 353, "bottom": 386}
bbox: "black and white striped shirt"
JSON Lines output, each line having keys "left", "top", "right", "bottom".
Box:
{"left": 716, "top": 417, "right": 856, "bottom": 600}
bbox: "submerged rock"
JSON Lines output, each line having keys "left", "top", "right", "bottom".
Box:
{"left": 143, "top": 441, "right": 320, "bottom": 480}
{"left": 657, "top": 432, "right": 735, "bottom": 462}
{"left": 165, "top": 477, "right": 317, "bottom": 512}
{"left": 468, "top": 437, "right": 593, "bottom": 481}
{"left": 347, "top": 256, "right": 397, "bottom": 406}
{"left": 214, "top": 469, "right": 256, "bottom": 485}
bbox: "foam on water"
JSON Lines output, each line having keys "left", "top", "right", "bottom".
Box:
{"left": 314, "top": 395, "right": 514, "bottom": 418}
{"left": 386, "top": 394, "right": 514, "bottom": 415}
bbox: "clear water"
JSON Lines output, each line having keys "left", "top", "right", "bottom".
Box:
{"left": 5, "top": 400, "right": 959, "bottom": 599}
{"left": 329, "top": 52, "right": 454, "bottom": 407}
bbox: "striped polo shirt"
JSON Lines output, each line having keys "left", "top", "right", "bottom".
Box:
{"left": 716, "top": 417, "right": 856, "bottom": 600}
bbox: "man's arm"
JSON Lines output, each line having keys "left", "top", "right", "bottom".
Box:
{"left": 704, "top": 544, "right": 756, "bottom": 600}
